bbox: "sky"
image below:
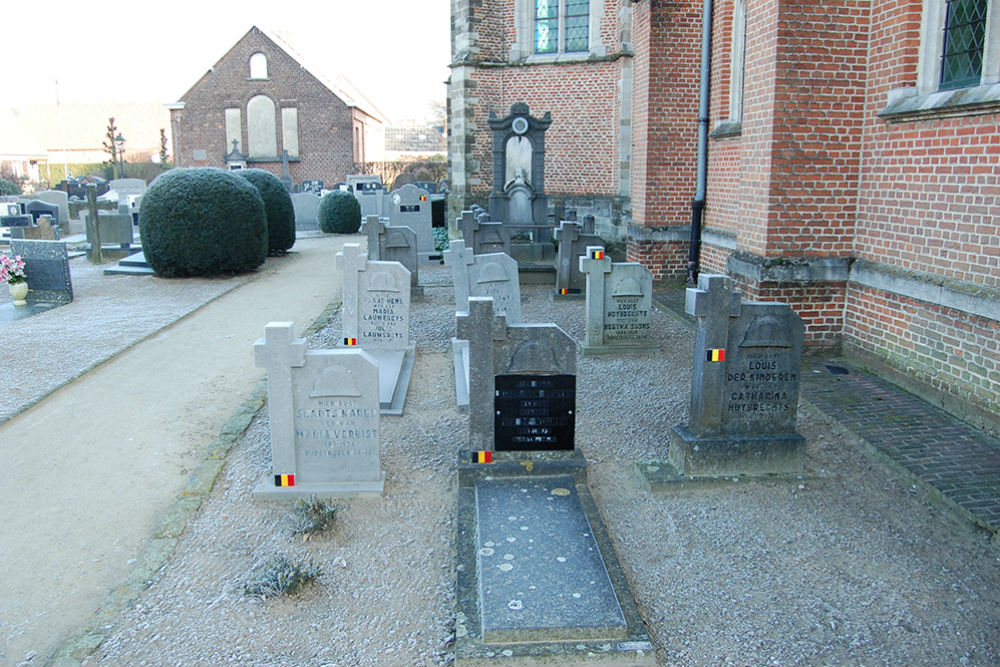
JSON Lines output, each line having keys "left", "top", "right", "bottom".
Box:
{"left": 2, "top": 0, "right": 451, "bottom": 124}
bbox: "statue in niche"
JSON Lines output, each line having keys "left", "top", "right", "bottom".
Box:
{"left": 506, "top": 168, "right": 533, "bottom": 226}
{"left": 504, "top": 135, "right": 532, "bottom": 190}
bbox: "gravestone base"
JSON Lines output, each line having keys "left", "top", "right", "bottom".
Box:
{"left": 454, "top": 458, "right": 655, "bottom": 666}
{"left": 667, "top": 425, "right": 805, "bottom": 477}
{"left": 550, "top": 288, "right": 585, "bottom": 301}
{"left": 634, "top": 459, "right": 823, "bottom": 493}
{"left": 367, "top": 345, "right": 416, "bottom": 415}
{"left": 252, "top": 472, "right": 385, "bottom": 500}
{"left": 104, "top": 250, "right": 154, "bottom": 276}
{"left": 517, "top": 264, "right": 556, "bottom": 285}
{"left": 452, "top": 338, "right": 470, "bottom": 411}
{"left": 419, "top": 251, "right": 444, "bottom": 264}
{"left": 510, "top": 242, "right": 555, "bottom": 265}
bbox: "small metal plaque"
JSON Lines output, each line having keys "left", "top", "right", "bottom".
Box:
{"left": 494, "top": 374, "right": 575, "bottom": 451}
{"left": 399, "top": 204, "right": 421, "bottom": 213}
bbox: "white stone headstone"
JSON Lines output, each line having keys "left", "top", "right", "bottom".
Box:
{"left": 579, "top": 247, "right": 658, "bottom": 354}
{"left": 388, "top": 183, "right": 435, "bottom": 259}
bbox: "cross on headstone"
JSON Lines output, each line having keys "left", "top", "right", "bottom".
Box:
{"left": 253, "top": 322, "right": 307, "bottom": 476}
{"left": 456, "top": 296, "right": 507, "bottom": 450}
{"left": 67, "top": 183, "right": 118, "bottom": 264}
{"left": 685, "top": 274, "right": 742, "bottom": 434}
{"left": 456, "top": 210, "right": 477, "bottom": 243}
{"left": 579, "top": 246, "right": 612, "bottom": 346}
{"left": 444, "top": 239, "right": 474, "bottom": 311}
{"left": 361, "top": 215, "right": 386, "bottom": 260}
{"left": 335, "top": 243, "right": 367, "bottom": 342}
{"left": 279, "top": 149, "right": 293, "bottom": 192}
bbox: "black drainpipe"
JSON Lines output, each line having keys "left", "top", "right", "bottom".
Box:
{"left": 688, "top": 0, "right": 714, "bottom": 285}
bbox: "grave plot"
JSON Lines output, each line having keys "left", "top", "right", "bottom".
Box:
{"left": 336, "top": 243, "right": 416, "bottom": 415}
{"left": 452, "top": 296, "right": 654, "bottom": 665}
{"left": 579, "top": 247, "right": 660, "bottom": 354}
{"left": 640, "top": 273, "right": 805, "bottom": 486}
{"left": 252, "top": 322, "right": 384, "bottom": 498}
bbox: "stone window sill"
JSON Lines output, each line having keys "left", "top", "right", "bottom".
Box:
{"left": 247, "top": 156, "right": 301, "bottom": 163}
{"left": 522, "top": 50, "right": 606, "bottom": 65}
{"left": 879, "top": 83, "right": 1000, "bottom": 121}
{"left": 710, "top": 120, "right": 742, "bottom": 139}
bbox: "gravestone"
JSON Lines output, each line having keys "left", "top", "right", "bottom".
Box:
{"left": 68, "top": 184, "right": 121, "bottom": 264}
{"left": 24, "top": 200, "right": 60, "bottom": 228}
{"left": 290, "top": 192, "right": 320, "bottom": 232}
{"left": 335, "top": 244, "right": 415, "bottom": 415}
{"left": 553, "top": 221, "right": 602, "bottom": 299}
{"left": 301, "top": 179, "right": 324, "bottom": 195}
{"left": 10, "top": 216, "right": 57, "bottom": 240}
{"left": 253, "top": 322, "right": 384, "bottom": 498}
{"left": 30, "top": 191, "right": 70, "bottom": 230}
{"left": 579, "top": 247, "right": 659, "bottom": 354}
{"left": 457, "top": 296, "right": 575, "bottom": 451}
{"left": 108, "top": 178, "right": 147, "bottom": 199}
{"left": 387, "top": 183, "right": 436, "bottom": 261}
{"left": 669, "top": 274, "right": 805, "bottom": 476}
{"left": 10, "top": 238, "right": 73, "bottom": 303}
{"left": 81, "top": 210, "right": 134, "bottom": 248}
{"left": 456, "top": 210, "right": 511, "bottom": 256}
{"left": 360, "top": 215, "right": 420, "bottom": 294}
{"left": 347, "top": 175, "right": 386, "bottom": 218}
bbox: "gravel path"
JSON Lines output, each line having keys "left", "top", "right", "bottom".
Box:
{"left": 7, "top": 258, "right": 996, "bottom": 666}
{"left": 85, "top": 262, "right": 1000, "bottom": 667}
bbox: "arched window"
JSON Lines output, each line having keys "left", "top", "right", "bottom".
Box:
{"left": 729, "top": 0, "right": 747, "bottom": 122}
{"left": 247, "top": 95, "right": 277, "bottom": 157}
{"left": 249, "top": 52, "right": 268, "bottom": 79}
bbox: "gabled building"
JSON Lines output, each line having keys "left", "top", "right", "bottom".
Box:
{"left": 449, "top": 0, "right": 1000, "bottom": 427}
{"left": 168, "top": 26, "right": 387, "bottom": 186}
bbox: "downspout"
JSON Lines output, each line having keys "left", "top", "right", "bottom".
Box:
{"left": 687, "top": 0, "right": 714, "bottom": 285}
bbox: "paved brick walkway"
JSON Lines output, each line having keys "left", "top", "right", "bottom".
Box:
{"left": 653, "top": 287, "right": 1000, "bottom": 537}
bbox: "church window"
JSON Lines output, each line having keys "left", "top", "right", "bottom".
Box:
{"left": 249, "top": 52, "right": 268, "bottom": 79}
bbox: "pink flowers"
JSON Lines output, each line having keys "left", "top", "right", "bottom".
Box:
{"left": 0, "top": 254, "right": 26, "bottom": 284}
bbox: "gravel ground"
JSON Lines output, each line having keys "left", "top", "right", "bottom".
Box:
{"left": 23, "top": 261, "right": 1000, "bottom": 666}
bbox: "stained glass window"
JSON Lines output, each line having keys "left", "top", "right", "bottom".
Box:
{"left": 564, "top": 0, "right": 590, "bottom": 53}
{"left": 940, "top": 0, "right": 988, "bottom": 89}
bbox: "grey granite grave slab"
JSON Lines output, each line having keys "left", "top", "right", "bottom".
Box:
{"left": 253, "top": 322, "right": 384, "bottom": 498}
{"left": 638, "top": 273, "right": 805, "bottom": 482}
{"left": 82, "top": 210, "right": 134, "bottom": 247}
{"left": 361, "top": 215, "right": 421, "bottom": 295}
{"left": 103, "top": 251, "right": 154, "bottom": 276}
{"left": 336, "top": 244, "right": 415, "bottom": 415}
{"left": 454, "top": 459, "right": 655, "bottom": 666}
{"left": 10, "top": 239, "right": 72, "bottom": 303}
{"left": 291, "top": 192, "right": 320, "bottom": 231}
{"left": 579, "top": 247, "right": 659, "bottom": 354}
{"left": 475, "top": 476, "right": 626, "bottom": 643}
{"left": 30, "top": 191, "right": 70, "bottom": 228}
{"left": 457, "top": 210, "right": 512, "bottom": 256}
{"left": 387, "top": 183, "right": 437, "bottom": 261}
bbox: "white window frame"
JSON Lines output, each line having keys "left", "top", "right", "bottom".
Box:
{"left": 510, "top": 0, "right": 606, "bottom": 62}
{"left": 918, "top": 0, "right": 1000, "bottom": 93}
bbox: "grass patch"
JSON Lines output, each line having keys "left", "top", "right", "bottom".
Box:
{"left": 243, "top": 555, "right": 322, "bottom": 598}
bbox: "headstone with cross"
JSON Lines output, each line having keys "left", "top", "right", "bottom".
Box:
{"left": 457, "top": 209, "right": 511, "bottom": 256}
{"left": 553, "top": 221, "right": 601, "bottom": 299}
{"left": 579, "top": 246, "right": 658, "bottom": 354}
{"left": 669, "top": 273, "right": 805, "bottom": 476}
{"left": 68, "top": 184, "right": 119, "bottom": 264}
{"left": 361, "top": 215, "right": 420, "bottom": 292}
{"left": 335, "top": 243, "right": 415, "bottom": 415}
{"left": 457, "top": 296, "right": 576, "bottom": 452}
{"left": 253, "top": 321, "right": 384, "bottom": 498}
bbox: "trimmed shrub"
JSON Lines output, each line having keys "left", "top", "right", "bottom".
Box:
{"left": 317, "top": 190, "right": 361, "bottom": 234}
{"left": 236, "top": 169, "right": 295, "bottom": 255}
{"left": 139, "top": 168, "right": 267, "bottom": 277}
{"left": 0, "top": 178, "right": 20, "bottom": 195}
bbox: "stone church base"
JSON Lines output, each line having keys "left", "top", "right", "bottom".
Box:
{"left": 666, "top": 425, "right": 805, "bottom": 477}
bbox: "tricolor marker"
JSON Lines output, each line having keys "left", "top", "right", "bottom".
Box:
{"left": 558, "top": 288, "right": 581, "bottom": 295}
{"left": 707, "top": 348, "right": 726, "bottom": 362}
{"left": 274, "top": 473, "right": 295, "bottom": 487}
{"left": 590, "top": 249, "right": 605, "bottom": 260}
{"left": 474, "top": 450, "right": 492, "bottom": 464}
{"left": 419, "top": 195, "right": 427, "bottom": 202}
{"left": 344, "top": 337, "right": 357, "bottom": 346}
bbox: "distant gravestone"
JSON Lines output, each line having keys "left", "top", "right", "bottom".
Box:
{"left": 669, "top": 274, "right": 805, "bottom": 476}
{"left": 290, "top": 192, "right": 320, "bottom": 231}
{"left": 347, "top": 175, "right": 385, "bottom": 218}
{"left": 10, "top": 238, "right": 73, "bottom": 303}
{"left": 24, "top": 200, "right": 59, "bottom": 228}
{"left": 301, "top": 179, "right": 324, "bottom": 195}
{"left": 457, "top": 296, "right": 576, "bottom": 451}
{"left": 30, "top": 191, "right": 70, "bottom": 229}
{"left": 10, "top": 215, "right": 57, "bottom": 240}
{"left": 253, "top": 322, "right": 384, "bottom": 498}
{"left": 361, "top": 216, "right": 420, "bottom": 292}
{"left": 553, "top": 221, "right": 601, "bottom": 298}
{"left": 456, "top": 210, "right": 511, "bottom": 256}
{"left": 578, "top": 247, "right": 658, "bottom": 354}
{"left": 388, "top": 183, "right": 436, "bottom": 260}
{"left": 335, "top": 243, "right": 415, "bottom": 415}
{"left": 108, "top": 178, "right": 147, "bottom": 198}
{"left": 81, "top": 210, "right": 134, "bottom": 248}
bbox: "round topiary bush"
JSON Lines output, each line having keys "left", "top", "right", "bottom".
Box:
{"left": 138, "top": 168, "right": 268, "bottom": 277}
{"left": 0, "top": 178, "right": 20, "bottom": 196}
{"left": 235, "top": 169, "right": 295, "bottom": 255}
{"left": 317, "top": 190, "right": 361, "bottom": 234}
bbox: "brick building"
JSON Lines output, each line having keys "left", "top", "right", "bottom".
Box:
{"left": 169, "top": 26, "right": 387, "bottom": 186}
{"left": 449, "top": 0, "right": 999, "bottom": 424}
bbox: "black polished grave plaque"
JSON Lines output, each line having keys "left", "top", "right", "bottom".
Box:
{"left": 494, "top": 374, "right": 575, "bottom": 451}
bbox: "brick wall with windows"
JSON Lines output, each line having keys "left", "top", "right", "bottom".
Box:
{"left": 170, "top": 27, "right": 382, "bottom": 186}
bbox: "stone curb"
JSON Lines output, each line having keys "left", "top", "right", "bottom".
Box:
{"left": 44, "top": 282, "right": 340, "bottom": 667}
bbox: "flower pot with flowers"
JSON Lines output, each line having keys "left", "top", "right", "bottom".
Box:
{"left": 0, "top": 254, "right": 28, "bottom": 306}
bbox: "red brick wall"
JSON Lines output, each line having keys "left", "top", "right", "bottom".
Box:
{"left": 172, "top": 28, "right": 371, "bottom": 186}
